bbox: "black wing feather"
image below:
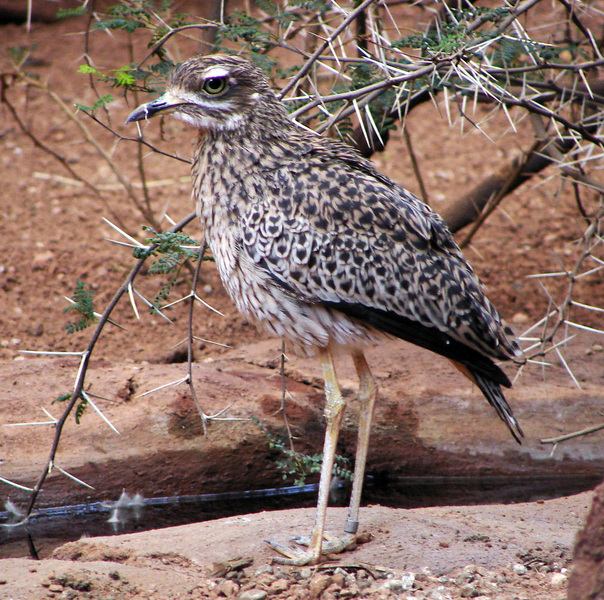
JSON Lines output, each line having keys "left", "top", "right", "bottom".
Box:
{"left": 323, "top": 301, "right": 512, "bottom": 388}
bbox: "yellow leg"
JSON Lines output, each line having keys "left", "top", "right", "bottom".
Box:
{"left": 345, "top": 350, "right": 378, "bottom": 536}
{"left": 268, "top": 348, "right": 346, "bottom": 564}
{"left": 307, "top": 348, "right": 347, "bottom": 561}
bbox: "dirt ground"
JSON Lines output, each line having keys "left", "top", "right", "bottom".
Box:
{"left": 1, "top": 4, "right": 604, "bottom": 600}
{"left": 0, "top": 493, "right": 592, "bottom": 600}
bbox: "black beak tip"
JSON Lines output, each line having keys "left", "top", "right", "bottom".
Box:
{"left": 126, "top": 106, "right": 147, "bottom": 124}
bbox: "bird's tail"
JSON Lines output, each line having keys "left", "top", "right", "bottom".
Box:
{"left": 450, "top": 360, "right": 524, "bottom": 444}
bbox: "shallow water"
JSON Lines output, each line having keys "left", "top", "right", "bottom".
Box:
{"left": 1, "top": 474, "right": 599, "bottom": 559}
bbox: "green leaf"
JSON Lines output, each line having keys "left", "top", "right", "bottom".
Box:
{"left": 52, "top": 392, "right": 88, "bottom": 424}
{"left": 57, "top": 5, "right": 88, "bottom": 19}
{"left": 78, "top": 64, "right": 102, "bottom": 76}
{"left": 52, "top": 393, "right": 73, "bottom": 404}
{"left": 75, "top": 94, "right": 114, "bottom": 113}
{"left": 114, "top": 68, "right": 136, "bottom": 87}
{"left": 64, "top": 280, "right": 97, "bottom": 333}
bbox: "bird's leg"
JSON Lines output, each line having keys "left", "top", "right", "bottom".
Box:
{"left": 267, "top": 348, "right": 347, "bottom": 565}
{"left": 344, "top": 350, "right": 378, "bottom": 541}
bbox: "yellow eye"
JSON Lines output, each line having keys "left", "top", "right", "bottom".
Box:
{"left": 203, "top": 76, "right": 227, "bottom": 95}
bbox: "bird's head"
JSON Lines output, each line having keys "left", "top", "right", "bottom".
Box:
{"left": 126, "top": 54, "right": 282, "bottom": 132}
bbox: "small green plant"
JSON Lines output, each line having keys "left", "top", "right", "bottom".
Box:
{"left": 133, "top": 227, "right": 204, "bottom": 308}
{"left": 252, "top": 417, "right": 352, "bottom": 486}
{"left": 64, "top": 281, "right": 97, "bottom": 334}
{"left": 52, "top": 392, "right": 88, "bottom": 424}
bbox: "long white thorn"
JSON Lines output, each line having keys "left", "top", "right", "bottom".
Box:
{"left": 571, "top": 301, "right": 604, "bottom": 314}
{"left": 0, "top": 477, "right": 33, "bottom": 492}
{"left": 4, "top": 420, "right": 56, "bottom": 427}
{"left": 81, "top": 391, "right": 120, "bottom": 435}
{"left": 137, "top": 376, "right": 189, "bottom": 398}
{"left": 102, "top": 217, "right": 145, "bottom": 248}
{"left": 127, "top": 282, "right": 140, "bottom": 320}
{"left": 555, "top": 347, "right": 582, "bottom": 390}
{"left": 53, "top": 464, "right": 95, "bottom": 490}
{"left": 132, "top": 287, "right": 172, "bottom": 323}
{"left": 566, "top": 321, "right": 604, "bottom": 336}
{"left": 193, "top": 293, "right": 226, "bottom": 317}
{"left": 19, "top": 350, "right": 85, "bottom": 356}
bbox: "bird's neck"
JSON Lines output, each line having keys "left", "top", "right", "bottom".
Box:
{"left": 193, "top": 115, "right": 303, "bottom": 172}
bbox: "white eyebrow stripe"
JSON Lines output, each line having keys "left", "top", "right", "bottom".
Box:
{"left": 204, "top": 66, "right": 231, "bottom": 79}
{"left": 175, "top": 90, "right": 234, "bottom": 110}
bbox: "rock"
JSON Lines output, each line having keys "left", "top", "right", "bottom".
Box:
{"left": 512, "top": 564, "right": 528, "bottom": 576}
{"left": 269, "top": 578, "right": 290, "bottom": 593}
{"left": 252, "top": 564, "right": 273, "bottom": 577}
{"left": 459, "top": 583, "right": 481, "bottom": 597}
{"left": 455, "top": 571, "right": 475, "bottom": 585}
{"left": 428, "top": 586, "right": 453, "bottom": 600}
{"left": 32, "top": 250, "right": 55, "bottom": 270}
{"left": 238, "top": 589, "right": 267, "bottom": 600}
{"left": 568, "top": 479, "right": 604, "bottom": 600}
{"left": 218, "top": 579, "right": 240, "bottom": 597}
{"left": 331, "top": 569, "right": 346, "bottom": 587}
{"left": 385, "top": 572, "right": 415, "bottom": 592}
{"left": 550, "top": 572, "right": 567, "bottom": 587}
{"left": 309, "top": 574, "right": 333, "bottom": 597}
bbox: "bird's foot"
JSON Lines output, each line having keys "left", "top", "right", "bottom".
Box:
{"left": 265, "top": 532, "right": 356, "bottom": 565}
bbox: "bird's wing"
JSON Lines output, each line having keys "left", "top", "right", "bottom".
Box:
{"left": 241, "top": 145, "right": 521, "bottom": 372}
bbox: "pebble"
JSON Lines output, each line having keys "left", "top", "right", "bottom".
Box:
{"left": 269, "top": 578, "right": 290, "bottom": 593}
{"left": 512, "top": 564, "right": 528, "bottom": 576}
{"left": 428, "top": 586, "right": 453, "bottom": 600}
{"left": 459, "top": 583, "right": 481, "bottom": 598}
{"left": 238, "top": 589, "right": 267, "bottom": 600}
{"left": 309, "top": 574, "right": 333, "bottom": 597}
{"left": 456, "top": 571, "right": 475, "bottom": 584}
{"left": 218, "top": 579, "right": 239, "bottom": 596}
{"left": 384, "top": 572, "right": 415, "bottom": 592}
{"left": 252, "top": 564, "right": 273, "bottom": 577}
{"left": 551, "top": 572, "right": 567, "bottom": 586}
{"left": 331, "top": 570, "right": 346, "bottom": 587}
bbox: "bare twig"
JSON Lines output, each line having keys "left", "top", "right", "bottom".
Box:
{"left": 1, "top": 73, "right": 125, "bottom": 228}
{"left": 186, "top": 241, "right": 212, "bottom": 435}
{"left": 541, "top": 422, "right": 604, "bottom": 445}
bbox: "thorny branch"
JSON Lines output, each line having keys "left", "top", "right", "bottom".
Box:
{"left": 23, "top": 212, "right": 196, "bottom": 517}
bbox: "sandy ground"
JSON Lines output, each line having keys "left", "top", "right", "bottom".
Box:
{"left": 0, "top": 493, "right": 590, "bottom": 599}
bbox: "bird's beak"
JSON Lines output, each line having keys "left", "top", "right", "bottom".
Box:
{"left": 126, "top": 91, "right": 183, "bottom": 124}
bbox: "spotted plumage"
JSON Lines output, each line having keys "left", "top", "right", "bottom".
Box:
{"left": 127, "top": 54, "right": 524, "bottom": 564}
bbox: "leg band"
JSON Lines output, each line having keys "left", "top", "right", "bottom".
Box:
{"left": 344, "top": 519, "right": 359, "bottom": 535}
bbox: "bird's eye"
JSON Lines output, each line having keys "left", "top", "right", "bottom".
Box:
{"left": 202, "top": 76, "right": 228, "bottom": 95}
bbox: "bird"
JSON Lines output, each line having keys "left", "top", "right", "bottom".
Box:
{"left": 127, "top": 54, "right": 524, "bottom": 565}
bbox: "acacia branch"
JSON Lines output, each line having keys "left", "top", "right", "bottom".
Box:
{"left": 25, "top": 212, "right": 197, "bottom": 516}
{"left": 278, "top": 0, "right": 379, "bottom": 99}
